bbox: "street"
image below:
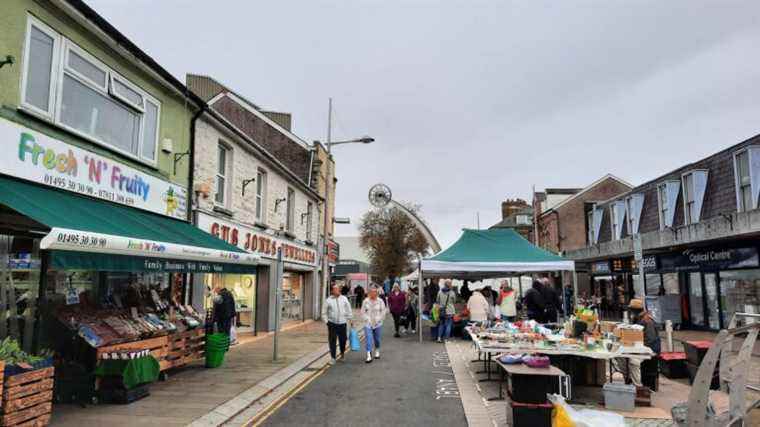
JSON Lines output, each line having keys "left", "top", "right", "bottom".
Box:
{"left": 261, "top": 318, "right": 467, "bottom": 427}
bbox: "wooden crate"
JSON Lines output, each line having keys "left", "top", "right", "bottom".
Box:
{"left": 615, "top": 328, "right": 644, "bottom": 346}
{"left": 0, "top": 402, "right": 51, "bottom": 427}
{"left": 1, "top": 367, "right": 54, "bottom": 427}
{"left": 165, "top": 329, "right": 205, "bottom": 370}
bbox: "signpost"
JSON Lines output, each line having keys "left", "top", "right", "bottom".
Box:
{"left": 273, "top": 247, "right": 283, "bottom": 361}
{"left": 633, "top": 235, "right": 646, "bottom": 307}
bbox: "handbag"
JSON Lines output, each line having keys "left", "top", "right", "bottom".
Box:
{"left": 349, "top": 328, "right": 360, "bottom": 352}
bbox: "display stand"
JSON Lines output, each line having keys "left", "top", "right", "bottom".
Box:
{"left": 94, "top": 329, "right": 206, "bottom": 374}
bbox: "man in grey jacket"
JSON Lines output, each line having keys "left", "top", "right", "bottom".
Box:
{"left": 322, "top": 284, "right": 354, "bottom": 364}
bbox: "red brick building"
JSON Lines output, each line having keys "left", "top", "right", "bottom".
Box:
{"left": 490, "top": 198, "right": 533, "bottom": 241}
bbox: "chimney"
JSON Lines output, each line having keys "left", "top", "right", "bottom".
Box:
{"left": 501, "top": 198, "right": 529, "bottom": 219}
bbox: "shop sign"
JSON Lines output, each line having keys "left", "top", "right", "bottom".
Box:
{"left": 196, "top": 212, "right": 317, "bottom": 266}
{"left": 591, "top": 261, "right": 611, "bottom": 274}
{"left": 658, "top": 247, "right": 760, "bottom": 272}
{"left": 328, "top": 239, "right": 340, "bottom": 266}
{"left": 40, "top": 227, "right": 259, "bottom": 265}
{"left": 0, "top": 118, "right": 188, "bottom": 219}
{"left": 640, "top": 255, "right": 658, "bottom": 273}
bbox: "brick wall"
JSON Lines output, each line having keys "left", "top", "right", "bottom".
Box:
{"left": 194, "top": 117, "right": 318, "bottom": 242}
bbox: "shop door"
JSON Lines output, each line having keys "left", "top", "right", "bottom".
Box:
{"left": 688, "top": 272, "right": 721, "bottom": 330}
{"left": 704, "top": 273, "right": 721, "bottom": 330}
{"left": 688, "top": 272, "right": 705, "bottom": 327}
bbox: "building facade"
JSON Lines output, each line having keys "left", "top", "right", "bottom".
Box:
{"left": 187, "top": 76, "right": 322, "bottom": 331}
{"left": 566, "top": 137, "right": 760, "bottom": 330}
{"left": 489, "top": 198, "right": 534, "bottom": 241}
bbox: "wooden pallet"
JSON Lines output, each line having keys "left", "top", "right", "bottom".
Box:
{"left": 165, "top": 329, "right": 205, "bottom": 370}
{"left": 1, "top": 368, "right": 54, "bottom": 427}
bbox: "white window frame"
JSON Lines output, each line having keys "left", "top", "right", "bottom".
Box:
{"left": 109, "top": 72, "right": 146, "bottom": 112}
{"left": 215, "top": 143, "right": 231, "bottom": 207}
{"left": 515, "top": 215, "right": 530, "bottom": 225}
{"left": 255, "top": 169, "right": 267, "bottom": 222}
{"left": 286, "top": 187, "right": 295, "bottom": 233}
{"left": 20, "top": 16, "right": 61, "bottom": 119}
{"left": 625, "top": 193, "right": 644, "bottom": 236}
{"left": 306, "top": 201, "right": 314, "bottom": 241}
{"left": 587, "top": 208, "right": 594, "bottom": 245}
{"left": 681, "top": 170, "right": 708, "bottom": 225}
{"left": 734, "top": 148, "right": 756, "bottom": 213}
{"left": 657, "top": 183, "right": 669, "bottom": 230}
{"left": 610, "top": 201, "right": 626, "bottom": 241}
{"left": 20, "top": 15, "right": 161, "bottom": 166}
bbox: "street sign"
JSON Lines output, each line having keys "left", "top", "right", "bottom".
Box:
{"left": 633, "top": 235, "right": 643, "bottom": 261}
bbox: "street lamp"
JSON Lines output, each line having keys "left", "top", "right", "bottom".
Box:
{"left": 326, "top": 136, "right": 375, "bottom": 152}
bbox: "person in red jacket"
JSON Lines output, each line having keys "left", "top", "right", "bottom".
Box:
{"left": 388, "top": 283, "right": 407, "bottom": 338}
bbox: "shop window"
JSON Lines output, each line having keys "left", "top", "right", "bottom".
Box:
{"left": 203, "top": 273, "right": 256, "bottom": 330}
{"left": 215, "top": 144, "right": 230, "bottom": 206}
{"left": 20, "top": 16, "right": 161, "bottom": 165}
{"left": 719, "top": 270, "right": 760, "bottom": 328}
{"left": 282, "top": 273, "right": 303, "bottom": 322}
{"left": 656, "top": 180, "right": 680, "bottom": 230}
{"left": 645, "top": 274, "right": 662, "bottom": 296}
{"left": 306, "top": 201, "right": 314, "bottom": 241}
{"left": 255, "top": 169, "right": 267, "bottom": 222}
{"left": 610, "top": 201, "right": 626, "bottom": 240}
{"left": 625, "top": 194, "right": 644, "bottom": 235}
{"left": 682, "top": 170, "right": 708, "bottom": 225}
{"left": 733, "top": 147, "right": 760, "bottom": 213}
{"left": 286, "top": 187, "right": 295, "bottom": 233}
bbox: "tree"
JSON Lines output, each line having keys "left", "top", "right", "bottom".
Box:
{"left": 358, "top": 204, "right": 431, "bottom": 281}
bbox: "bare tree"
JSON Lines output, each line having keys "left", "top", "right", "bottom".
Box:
{"left": 358, "top": 204, "right": 430, "bottom": 281}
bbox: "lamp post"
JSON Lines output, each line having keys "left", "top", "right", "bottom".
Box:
{"left": 319, "top": 97, "right": 374, "bottom": 320}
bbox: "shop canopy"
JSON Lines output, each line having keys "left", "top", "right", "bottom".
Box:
{"left": 0, "top": 176, "right": 258, "bottom": 273}
{"left": 421, "top": 228, "right": 574, "bottom": 279}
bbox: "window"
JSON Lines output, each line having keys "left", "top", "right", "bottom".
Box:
{"left": 735, "top": 149, "right": 754, "bottom": 212}
{"left": 255, "top": 169, "right": 267, "bottom": 222}
{"left": 286, "top": 188, "right": 295, "bottom": 232}
{"left": 610, "top": 201, "right": 626, "bottom": 240}
{"left": 20, "top": 16, "right": 161, "bottom": 165}
{"left": 515, "top": 215, "right": 531, "bottom": 225}
{"left": 306, "top": 201, "right": 314, "bottom": 241}
{"left": 625, "top": 194, "right": 644, "bottom": 235}
{"left": 657, "top": 181, "right": 680, "bottom": 230}
{"left": 682, "top": 170, "right": 708, "bottom": 225}
{"left": 215, "top": 144, "right": 230, "bottom": 205}
{"left": 587, "top": 209, "right": 594, "bottom": 245}
{"left": 587, "top": 204, "right": 604, "bottom": 245}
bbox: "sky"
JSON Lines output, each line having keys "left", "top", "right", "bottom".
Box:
{"left": 86, "top": 0, "right": 760, "bottom": 249}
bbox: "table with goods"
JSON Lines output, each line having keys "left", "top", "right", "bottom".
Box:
{"left": 465, "top": 308, "right": 655, "bottom": 427}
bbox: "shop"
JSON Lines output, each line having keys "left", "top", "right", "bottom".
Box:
{"left": 195, "top": 213, "right": 318, "bottom": 331}
{"left": 640, "top": 243, "right": 760, "bottom": 331}
{"left": 0, "top": 120, "right": 258, "bottom": 405}
{"left": 587, "top": 258, "right": 639, "bottom": 321}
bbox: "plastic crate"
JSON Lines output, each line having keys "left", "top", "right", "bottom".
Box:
{"left": 603, "top": 382, "right": 636, "bottom": 412}
{"left": 683, "top": 340, "right": 713, "bottom": 365}
{"left": 99, "top": 384, "right": 150, "bottom": 404}
{"left": 507, "top": 373, "right": 559, "bottom": 404}
{"left": 509, "top": 401, "right": 552, "bottom": 427}
{"left": 686, "top": 361, "right": 720, "bottom": 390}
{"left": 659, "top": 353, "right": 688, "bottom": 379}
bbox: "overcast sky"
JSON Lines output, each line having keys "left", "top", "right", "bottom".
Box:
{"left": 87, "top": 0, "right": 760, "bottom": 248}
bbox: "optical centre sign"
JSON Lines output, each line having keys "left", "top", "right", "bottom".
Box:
{"left": 0, "top": 118, "right": 187, "bottom": 219}
{"left": 196, "top": 213, "right": 317, "bottom": 266}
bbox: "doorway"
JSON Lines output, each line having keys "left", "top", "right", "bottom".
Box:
{"left": 687, "top": 272, "right": 720, "bottom": 330}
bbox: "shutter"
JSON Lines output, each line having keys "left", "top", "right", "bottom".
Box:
{"left": 749, "top": 147, "right": 760, "bottom": 209}
{"left": 629, "top": 194, "right": 644, "bottom": 234}
{"left": 665, "top": 181, "right": 680, "bottom": 227}
{"left": 593, "top": 206, "right": 604, "bottom": 244}
{"left": 614, "top": 201, "right": 626, "bottom": 240}
{"left": 691, "top": 170, "right": 708, "bottom": 222}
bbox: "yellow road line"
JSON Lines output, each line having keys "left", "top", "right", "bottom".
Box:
{"left": 244, "top": 362, "right": 330, "bottom": 427}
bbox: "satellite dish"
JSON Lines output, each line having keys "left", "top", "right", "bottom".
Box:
{"left": 368, "top": 183, "right": 392, "bottom": 208}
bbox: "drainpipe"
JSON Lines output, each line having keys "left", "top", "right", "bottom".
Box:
{"left": 184, "top": 106, "right": 204, "bottom": 307}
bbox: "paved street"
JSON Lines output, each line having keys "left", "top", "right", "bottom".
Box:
{"left": 262, "top": 319, "right": 467, "bottom": 427}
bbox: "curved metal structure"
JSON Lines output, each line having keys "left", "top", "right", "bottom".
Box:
{"left": 368, "top": 183, "right": 441, "bottom": 254}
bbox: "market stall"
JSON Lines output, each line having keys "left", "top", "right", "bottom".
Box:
{"left": 0, "top": 177, "right": 259, "bottom": 409}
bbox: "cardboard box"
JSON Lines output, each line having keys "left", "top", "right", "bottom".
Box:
{"left": 616, "top": 328, "right": 644, "bottom": 346}
{"left": 599, "top": 321, "right": 618, "bottom": 334}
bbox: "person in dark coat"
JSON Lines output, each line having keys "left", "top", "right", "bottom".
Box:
{"left": 354, "top": 285, "right": 365, "bottom": 309}
{"left": 539, "top": 278, "right": 562, "bottom": 324}
{"left": 524, "top": 281, "right": 546, "bottom": 322}
{"left": 213, "top": 287, "right": 236, "bottom": 336}
{"left": 460, "top": 282, "right": 472, "bottom": 302}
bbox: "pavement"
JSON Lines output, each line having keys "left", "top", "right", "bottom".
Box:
{"left": 52, "top": 320, "right": 331, "bottom": 426}
{"left": 260, "top": 321, "right": 468, "bottom": 427}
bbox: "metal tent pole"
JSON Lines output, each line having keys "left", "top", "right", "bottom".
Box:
{"left": 418, "top": 256, "right": 424, "bottom": 344}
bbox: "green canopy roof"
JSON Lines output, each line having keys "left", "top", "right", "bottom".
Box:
{"left": 422, "top": 228, "right": 574, "bottom": 277}
{"left": 0, "top": 176, "right": 258, "bottom": 273}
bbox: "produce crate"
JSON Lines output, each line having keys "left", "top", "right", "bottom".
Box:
{"left": 1, "top": 367, "right": 53, "bottom": 427}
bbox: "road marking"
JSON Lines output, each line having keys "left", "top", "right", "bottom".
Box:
{"left": 433, "top": 350, "right": 460, "bottom": 400}
{"left": 245, "top": 362, "right": 329, "bottom": 427}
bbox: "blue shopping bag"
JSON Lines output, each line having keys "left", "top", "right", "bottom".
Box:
{"left": 349, "top": 328, "right": 360, "bottom": 351}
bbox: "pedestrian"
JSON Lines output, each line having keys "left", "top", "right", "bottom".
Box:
{"left": 361, "top": 286, "right": 387, "bottom": 363}
{"left": 406, "top": 286, "right": 419, "bottom": 334}
{"left": 540, "top": 277, "right": 562, "bottom": 323}
{"left": 354, "top": 284, "right": 365, "bottom": 309}
{"left": 212, "top": 286, "right": 236, "bottom": 337}
{"left": 436, "top": 280, "right": 456, "bottom": 343}
{"left": 466, "top": 288, "right": 490, "bottom": 325}
{"left": 612, "top": 299, "right": 661, "bottom": 386}
{"left": 322, "top": 284, "right": 353, "bottom": 365}
{"left": 341, "top": 282, "right": 350, "bottom": 296}
{"left": 497, "top": 280, "right": 518, "bottom": 322}
{"left": 524, "top": 280, "right": 546, "bottom": 322}
{"left": 388, "top": 283, "right": 407, "bottom": 338}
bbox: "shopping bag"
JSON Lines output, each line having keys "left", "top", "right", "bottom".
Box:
{"left": 349, "top": 328, "right": 360, "bottom": 352}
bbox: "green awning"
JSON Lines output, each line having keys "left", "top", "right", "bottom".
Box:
{"left": 0, "top": 176, "right": 258, "bottom": 273}
{"left": 422, "top": 228, "right": 574, "bottom": 278}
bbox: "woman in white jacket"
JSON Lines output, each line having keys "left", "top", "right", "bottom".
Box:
{"left": 361, "top": 286, "right": 387, "bottom": 363}
{"left": 467, "top": 289, "right": 490, "bottom": 325}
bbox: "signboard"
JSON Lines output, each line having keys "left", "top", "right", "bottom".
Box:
{"left": 196, "top": 212, "right": 317, "bottom": 267}
{"left": 633, "top": 235, "right": 643, "bottom": 261}
{"left": 590, "top": 261, "right": 611, "bottom": 274}
{"left": 40, "top": 227, "right": 259, "bottom": 266}
{"left": 328, "top": 239, "right": 340, "bottom": 266}
{"left": 0, "top": 118, "right": 188, "bottom": 219}
{"left": 657, "top": 247, "right": 760, "bottom": 272}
